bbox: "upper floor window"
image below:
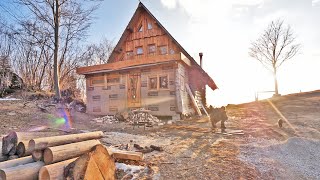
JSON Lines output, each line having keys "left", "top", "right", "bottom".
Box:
{"left": 147, "top": 22, "right": 153, "bottom": 30}
{"left": 148, "top": 44, "right": 156, "bottom": 55}
{"left": 159, "top": 46, "right": 168, "bottom": 55}
{"left": 170, "top": 49, "right": 175, "bottom": 54}
{"left": 136, "top": 46, "right": 143, "bottom": 55}
{"left": 138, "top": 24, "right": 143, "bottom": 32}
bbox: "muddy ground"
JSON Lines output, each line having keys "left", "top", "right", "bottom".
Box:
{"left": 0, "top": 91, "right": 320, "bottom": 179}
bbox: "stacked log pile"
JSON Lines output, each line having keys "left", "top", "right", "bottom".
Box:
{"left": 0, "top": 131, "right": 143, "bottom": 180}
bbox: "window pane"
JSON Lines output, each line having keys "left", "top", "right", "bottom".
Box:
{"left": 136, "top": 47, "right": 143, "bottom": 55}
{"left": 159, "top": 46, "right": 167, "bottom": 55}
{"left": 159, "top": 75, "right": 168, "bottom": 89}
{"left": 107, "top": 78, "right": 120, "bottom": 84}
{"left": 92, "top": 79, "right": 104, "bottom": 85}
{"left": 147, "top": 23, "right": 152, "bottom": 30}
{"left": 148, "top": 44, "right": 156, "bottom": 54}
{"left": 149, "top": 77, "right": 157, "bottom": 90}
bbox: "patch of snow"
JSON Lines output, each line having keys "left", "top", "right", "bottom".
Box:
{"left": 0, "top": 98, "right": 21, "bottom": 101}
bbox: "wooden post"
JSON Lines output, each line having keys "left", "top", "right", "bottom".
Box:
{"left": 39, "top": 158, "right": 77, "bottom": 180}
{"left": 0, "top": 161, "right": 44, "bottom": 180}
{"left": 43, "top": 140, "right": 101, "bottom": 164}
{"left": 29, "top": 131, "right": 104, "bottom": 152}
{"left": 0, "top": 156, "right": 34, "bottom": 169}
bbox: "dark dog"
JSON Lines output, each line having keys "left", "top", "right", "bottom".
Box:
{"left": 209, "top": 107, "right": 228, "bottom": 130}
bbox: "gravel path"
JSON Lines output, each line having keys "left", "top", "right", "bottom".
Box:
{"left": 239, "top": 137, "right": 320, "bottom": 179}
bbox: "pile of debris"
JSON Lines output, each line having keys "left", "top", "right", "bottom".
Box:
{"left": 0, "top": 131, "right": 145, "bottom": 179}
{"left": 92, "top": 115, "right": 119, "bottom": 124}
{"left": 127, "top": 108, "right": 161, "bottom": 125}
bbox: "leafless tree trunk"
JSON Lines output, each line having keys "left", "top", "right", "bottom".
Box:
{"left": 249, "top": 19, "right": 301, "bottom": 95}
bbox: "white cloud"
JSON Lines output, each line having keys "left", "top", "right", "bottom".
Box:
{"left": 160, "top": 0, "right": 177, "bottom": 9}
{"left": 312, "top": 0, "right": 320, "bottom": 6}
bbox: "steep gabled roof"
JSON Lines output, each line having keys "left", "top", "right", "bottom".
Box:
{"left": 77, "top": 2, "right": 218, "bottom": 90}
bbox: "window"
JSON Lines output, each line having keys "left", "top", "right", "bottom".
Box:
{"left": 149, "top": 77, "right": 158, "bottom": 90}
{"left": 147, "top": 22, "right": 152, "bottom": 30}
{"left": 138, "top": 24, "right": 143, "bottom": 32}
{"left": 136, "top": 46, "right": 143, "bottom": 55}
{"left": 107, "top": 77, "right": 120, "bottom": 84}
{"left": 148, "top": 44, "right": 156, "bottom": 55}
{"left": 159, "top": 46, "right": 167, "bottom": 55}
{"left": 170, "top": 49, "right": 175, "bottom": 54}
{"left": 148, "top": 75, "right": 170, "bottom": 91}
{"left": 90, "top": 77, "right": 104, "bottom": 86}
{"left": 126, "top": 51, "right": 134, "bottom": 59}
{"left": 159, "top": 75, "right": 168, "bottom": 89}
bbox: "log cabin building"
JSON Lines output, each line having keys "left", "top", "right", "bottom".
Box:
{"left": 77, "top": 3, "right": 218, "bottom": 120}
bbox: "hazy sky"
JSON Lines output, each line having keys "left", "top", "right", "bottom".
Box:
{"left": 88, "top": 0, "right": 320, "bottom": 106}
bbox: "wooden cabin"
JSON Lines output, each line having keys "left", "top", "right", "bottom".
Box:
{"left": 76, "top": 3, "right": 218, "bottom": 120}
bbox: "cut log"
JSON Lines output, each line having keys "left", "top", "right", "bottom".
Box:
{"left": 32, "top": 150, "right": 43, "bottom": 161}
{"left": 0, "top": 161, "right": 44, "bottom": 180}
{"left": 2, "top": 131, "right": 61, "bottom": 155}
{"left": 29, "top": 131, "right": 104, "bottom": 152}
{"left": 39, "top": 158, "right": 77, "bottom": 180}
{"left": 0, "top": 156, "right": 33, "bottom": 169}
{"left": 16, "top": 141, "right": 33, "bottom": 157}
{"left": 106, "top": 147, "right": 144, "bottom": 161}
{"left": 43, "top": 139, "right": 101, "bottom": 164}
{"left": 64, "top": 144, "right": 115, "bottom": 180}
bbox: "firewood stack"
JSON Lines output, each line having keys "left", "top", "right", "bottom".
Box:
{"left": 0, "top": 131, "right": 143, "bottom": 180}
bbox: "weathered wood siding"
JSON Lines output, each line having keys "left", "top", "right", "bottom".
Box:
{"left": 175, "top": 63, "right": 195, "bottom": 115}
{"left": 86, "top": 64, "right": 179, "bottom": 117}
{"left": 110, "top": 9, "right": 182, "bottom": 63}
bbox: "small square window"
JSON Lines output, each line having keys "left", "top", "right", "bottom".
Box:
{"left": 159, "top": 75, "right": 168, "bottom": 89}
{"left": 136, "top": 47, "right": 143, "bottom": 55}
{"left": 170, "top": 49, "right": 175, "bottom": 54}
{"left": 147, "top": 23, "right": 152, "bottom": 30}
{"left": 159, "top": 46, "right": 167, "bottom": 55}
{"left": 149, "top": 77, "right": 158, "bottom": 90}
{"left": 148, "top": 44, "right": 156, "bottom": 55}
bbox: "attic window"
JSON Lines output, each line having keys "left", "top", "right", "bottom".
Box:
{"left": 159, "top": 46, "right": 168, "bottom": 55}
{"left": 138, "top": 24, "right": 143, "bottom": 32}
{"left": 136, "top": 46, "right": 143, "bottom": 55}
{"left": 147, "top": 23, "right": 152, "bottom": 30}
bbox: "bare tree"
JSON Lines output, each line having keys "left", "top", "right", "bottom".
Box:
{"left": 249, "top": 19, "right": 301, "bottom": 95}
{"left": 80, "top": 37, "right": 114, "bottom": 66}
{"left": 17, "top": 0, "right": 99, "bottom": 98}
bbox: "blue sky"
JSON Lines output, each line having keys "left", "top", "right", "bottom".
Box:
{"left": 88, "top": 0, "right": 320, "bottom": 106}
{"left": 2, "top": 0, "right": 320, "bottom": 106}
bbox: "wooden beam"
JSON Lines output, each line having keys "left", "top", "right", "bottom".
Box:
{"left": 0, "top": 156, "right": 33, "bottom": 169}
{"left": 43, "top": 140, "right": 101, "bottom": 164}
{"left": 38, "top": 158, "right": 77, "bottom": 180}
{"left": 0, "top": 161, "right": 44, "bottom": 180}
{"left": 76, "top": 53, "right": 184, "bottom": 74}
{"left": 29, "top": 131, "right": 104, "bottom": 152}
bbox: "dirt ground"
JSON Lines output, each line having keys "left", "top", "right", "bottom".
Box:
{"left": 0, "top": 91, "right": 320, "bottom": 179}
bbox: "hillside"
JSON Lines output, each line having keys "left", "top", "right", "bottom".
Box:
{"left": 0, "top": 90, "right": 319, "bottom": 179}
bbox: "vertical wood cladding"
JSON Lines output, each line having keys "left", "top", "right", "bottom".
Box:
{"left": 111, "top": 9, "right": 182, "bottom": 63}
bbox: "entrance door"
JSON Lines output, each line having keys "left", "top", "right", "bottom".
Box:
{"left": 127, "top": 73, "right": 141, "bottom": 107}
